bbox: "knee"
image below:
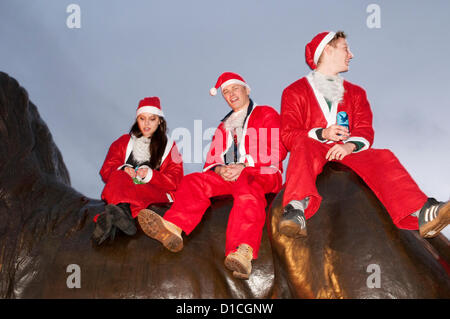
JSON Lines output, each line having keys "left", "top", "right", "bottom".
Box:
{"left": 106, "top": 169, "right": 131, "bottom": 184}
{"left": 291, "top": 136, "right": 319, "bottom": 153}
{"left": 233, "top": 178, "right": 264, "bottom": 200}
{"left": 180, "top": 172, "right": 206, "bottom": 188}
{"left": 367, "top": 149, "right": 398, "bottom": 163}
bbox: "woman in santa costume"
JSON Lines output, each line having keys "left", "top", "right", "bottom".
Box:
{"left": 137, "top": 72, "right": 287, "bottom": 279}
{"left": 279, "top": 31, "right": 450, "bottom": 239}
{"left": 92, "top": 97, "right": 184, "bottom": 245}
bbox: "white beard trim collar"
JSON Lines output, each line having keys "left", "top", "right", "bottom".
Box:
{"left": 224, "top": 107, "right": 248, "bottom": 142}
{"left": 311, "top": 70, "right": 344, "bottom": 103}
{"left": 131, "top": 135, "right": 151, "bottom": 164}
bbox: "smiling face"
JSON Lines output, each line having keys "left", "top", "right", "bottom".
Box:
{"left": 324, "top": 37, "right": 354, "bottom": 74}
{"left": 137, "top": 113, "right": 160, "bottom": 138}
{"left": 221, "top": 83, "right": 250, "bottom": 112}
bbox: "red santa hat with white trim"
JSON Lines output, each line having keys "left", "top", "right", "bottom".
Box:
{"left": 136, "top": 96, "right": 164, "bottom": 117}
{"left": 209, "top": 72, "right": 251, "bottom": 96}
{"left": 305, "top": 31, "right": 336, "bottom": 69}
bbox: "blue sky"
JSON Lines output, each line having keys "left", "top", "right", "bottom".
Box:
{"left": 1, "top": 0, "right": 449, "bottom": 237}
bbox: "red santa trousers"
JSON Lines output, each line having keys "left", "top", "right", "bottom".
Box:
{"left": 101, "top": 170, "right": 170, "bottom": 218}
{"left": 163, "top": 167, "right": 282, "bottom": 259}
{"left": 283, "top": 136, "right": 428, "bottom": 230}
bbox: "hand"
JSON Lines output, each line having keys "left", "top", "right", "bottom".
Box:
{"left": 322, "top": 125, "right": 350, "bottom": 142}
{"left": 223, "top": 164, "right": 245, "bottom": 181}
{"left": 325, "top": 143, "right": 356, "bottom": 161}
{"left": 214, "top": 164, "right": 245, "bottom": 181}
{"left": 136, "top": 167, "right": 149, "bottom": 179}
{"left": 124, "top": 167, "right": 137, "bottom": 178}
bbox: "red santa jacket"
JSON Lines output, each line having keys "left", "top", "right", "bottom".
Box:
{"left": 281, "top": 73, "right": 374, "bottom": 152}
{"left": 203, "top": 105, "right": 287, "bottom": 174}
{"left": 100, "top": 134, "right": 184, "bottom": 199}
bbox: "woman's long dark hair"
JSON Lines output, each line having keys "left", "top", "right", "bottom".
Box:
{"left": 129, "top": 117, "right": 168, "bottom": 170}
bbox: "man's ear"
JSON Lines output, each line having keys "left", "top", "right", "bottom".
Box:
{"left": 323, "top": 43, "right": 334, "bottom": 57}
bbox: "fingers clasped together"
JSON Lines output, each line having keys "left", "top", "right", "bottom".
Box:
{"left": 215, "top": 164, "right": 246, "bottom": 182}
{"left": 124, "top": 166, "right": 148, "bottom": 179}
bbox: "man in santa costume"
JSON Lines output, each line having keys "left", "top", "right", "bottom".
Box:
{"left": 138, "top": 72, "right": 287, "bottom": 279}
{"left": 279, "top": 31, "right": 450, "bottom": 239}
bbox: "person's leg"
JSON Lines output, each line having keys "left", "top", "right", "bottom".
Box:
{"left": 281, "top": 137, "right": 329, "bottom": 237}
{"left": 101, "top": 170, "right": 139, "bottom": 207}
{"left": 138, "top": 170, "right": 232, "bottom": 252}
{"left": 225, "top": 167, "right": 282, "bottom": 258}
{"left": 164, "top": 170, "right": 232, "bottom": 233}
{"left": 93, "top": 171, "right": 139, "bottom": 244}
{"left": 224, "top": 167, "right": 282, "bottom": 279}
{"left": 341, "top": 148, "right": 428, "bottom": 230}
{"left": 132, "top": 183, "right": 170, "bottom": 218}
{"left": 283, "top": 137, "right": 329, "bottom": 219}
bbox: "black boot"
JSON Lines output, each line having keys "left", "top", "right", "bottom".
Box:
{"left": 109, "top": 203, "right": 137, "bottom": 236}
{"left": 418, "top": 198, "right": 450, "bottom": 238}
{"left": 92, "top": 208, "right": 117, "bottom": 245}
{"left": 279, "top": 204, "right": 307, "bottom": 238}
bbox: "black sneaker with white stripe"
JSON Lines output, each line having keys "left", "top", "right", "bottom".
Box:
{"left": 279, "top": 204, "right": 307, "bottom": 238}
{"left": 418, "top": 198, "right": 450, "bottom": 238}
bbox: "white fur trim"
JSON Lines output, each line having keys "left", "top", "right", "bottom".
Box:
{"left": 306, "top": 73, "right": 338, "bottom": 128}
{"left": 136, "top": 106, "right": 164, "bottom": 117}
{"left": 203, "top": 163, "right": 223, "bottom": 172}
{"left": 124, "top": 138, "right": 134, "bottom": 165}
{"left": 220, "top": 79, "right": 251, "bottom": 92}
{"left": 240, "top": 154, "right": 255, "bottom": 167}
{"left": 161, "top": 138, "right": 174, "bottom": 164}
{"left": 141, "top": 168, "right": 153, "bottom": 183}
{"left": 345, "top": 137, "right": 370, "bottom": 152}
{"left": 238, "top": 104, "right": 257, "bottom": 161}
{"left": 314, "top": 31, "right": 336, "bottom": 65}
{"left": 308, "top": 128, "right": 327, "bottom": 143}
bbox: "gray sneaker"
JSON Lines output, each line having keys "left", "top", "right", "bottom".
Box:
{"left": 418, "top": 198, "right": 450, "bottom": 238}
{"left": 279, "top": 204, "right": 307, "bottom": 238}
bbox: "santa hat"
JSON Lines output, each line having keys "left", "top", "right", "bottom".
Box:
{"left": 305, "top": 31, "right": 336, "bottom": 69}
{"left": 209, "top": 72, "right": 251, "bottom": 96}
{"left": 136, "top": 97, "right": 164, "bottom": 117}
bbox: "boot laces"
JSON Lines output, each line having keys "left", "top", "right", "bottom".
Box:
{"left": 237, "top": 244, "right": 252, "bottom": 258}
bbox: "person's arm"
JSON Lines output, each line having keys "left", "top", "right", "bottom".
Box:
{"left": 203, "top": 126, "right": 227, "bottom": 172}
{"left": 99, "top": 135, "right": 128, "bottom": 183}
{"left": 280, "top": 87, "right": 311, "bottom": 151}
{"left": 142, "top": 142, "right": 184, "bottom": 192}
{"left": 249, "top": 107, "right": 287, "bottom": 170}
{"left": 344, "top": 87, "right": 374, "bottom": 152}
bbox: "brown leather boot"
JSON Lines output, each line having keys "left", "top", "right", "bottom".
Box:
{"left": 224, "top": 244, "right": 253, "bottom": 280}
{"left": 137, "top": 209, "right": 183, "bottom": 252}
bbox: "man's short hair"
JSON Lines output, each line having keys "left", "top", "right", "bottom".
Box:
{"left": 317, "top": 31, "right": 347, "bottom": 65}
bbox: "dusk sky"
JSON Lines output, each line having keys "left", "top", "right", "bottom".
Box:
{"left": 1, "top": 1, "right": 449, "bottom": 237}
